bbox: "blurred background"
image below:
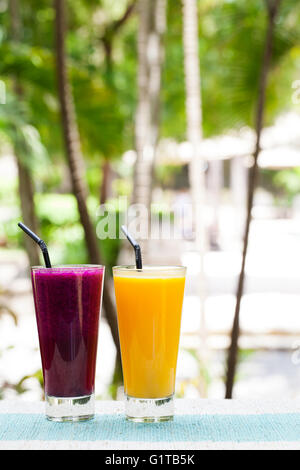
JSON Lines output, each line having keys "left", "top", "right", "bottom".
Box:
{"left": 0, "top": 0, "right": 300, "bottom": 402}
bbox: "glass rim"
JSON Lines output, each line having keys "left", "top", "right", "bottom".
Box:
{"left": 31, "top": 264, "right": 104, "bottom": 270}
{"left": 113, "top": 265, "right": 186, "bottom": 272}
{"left": 113, "top": 265, "right": 186, "bottom": 279}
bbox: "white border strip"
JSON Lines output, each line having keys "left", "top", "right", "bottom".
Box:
{"left": 0, "top": 440, "right": 299, "bottom": 450}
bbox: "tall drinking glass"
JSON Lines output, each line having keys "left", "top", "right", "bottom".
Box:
{"left": 113, "top": 265, "right": 186, "bottom": 422}
{"left": 31, "top": 265, "right": 104, "bottom": 422}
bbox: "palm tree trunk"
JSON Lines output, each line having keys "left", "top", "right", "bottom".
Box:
{"left": 53, "top": 0, "right": 121, "bottom": 376}
{"left": 100, "top": 159, "right": 111, "bottom": 205}
{"left": 182, "top": 0, "right": 207, "bottom": 356}
{"left": 132, "top": 0, "right": 166, "bottom": 257}
{"left": 17, "top": 160, "right": 41, "bottom": 266}
{"left": 9, "top": 0, "right": 40, "bottom": 267}
{"left": 225, "top": 0, "right": 282, "bottom": 399}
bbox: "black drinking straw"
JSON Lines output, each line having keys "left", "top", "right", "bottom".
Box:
{"left": 18, "top": 222, "right": 52, "bottom": 268}
{"left": 121, "top": 225, "right": 142, "bottom": 270}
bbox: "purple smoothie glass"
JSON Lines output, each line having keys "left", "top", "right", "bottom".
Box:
{"left": 31, "top": 265, "right": 104, "bottom": 421}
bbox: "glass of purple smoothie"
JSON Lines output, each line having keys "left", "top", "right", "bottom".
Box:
{"left": 31, "top": 265, "right": 104, "bottom": 422}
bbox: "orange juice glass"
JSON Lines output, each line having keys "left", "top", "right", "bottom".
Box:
{"left": 113, "top": 265, "right": 186, "bottom": 422}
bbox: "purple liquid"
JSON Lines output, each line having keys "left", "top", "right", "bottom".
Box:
{"left": 31, "top": 266, "right": 104, "bottom": 398}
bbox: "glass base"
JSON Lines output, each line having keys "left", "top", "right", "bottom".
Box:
{"left": 125, "top": 395, "right": 174, "bottom": 422}
{"left": 45, "top": 394, "right": 95, "bottom": 422}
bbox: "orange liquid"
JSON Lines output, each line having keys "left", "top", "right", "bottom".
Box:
{"left": 114, "top": 274, "right": 185, "bottom": 398}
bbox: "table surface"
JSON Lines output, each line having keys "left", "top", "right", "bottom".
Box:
{"left": 0, "top": 399, "right": 299, "bottom": 450}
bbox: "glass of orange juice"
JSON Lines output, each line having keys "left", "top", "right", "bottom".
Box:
{"left": 113, "top": 265, "right": 186, "bottom": 422}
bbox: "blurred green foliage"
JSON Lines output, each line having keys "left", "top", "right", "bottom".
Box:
{"left": 260, "top": 168, "right": 300, "bottom": 206}
{"left": 0, "top": 0, "right": 299, "bottom": 266}
{"left": 0, "top": 0, "right": 299, "bottom": 263}
{"left": 272, "top": 168, "right": 300, "bottom": 203}
{"left": 163, "top": 0, "right": 300, "bottom": 137}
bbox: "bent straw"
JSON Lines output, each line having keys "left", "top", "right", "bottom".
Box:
{"left": 121, "top": 225, "right": 142, "bottom": 270}
{"left": 18, "top": 222, "right": 52, "bottom": 268}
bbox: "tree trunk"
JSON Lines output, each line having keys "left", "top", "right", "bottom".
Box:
{"left": 9, "top": 0, "right": 41, "bottom": 267}
{"left": 132, "top": 0, "right": 166, "bottom": 256}
{"left": 100, "top": 159, "right": 111, "bottom": 205}
{"left": 182, "top": 0, "right": 207, "bottom": 356}
{"left": 225, "top": 0, "right": 282, "bottom": 399}
{"left": 230, "top": 156, "right": 248, "bottom": 243}
{"left": 17, "top": 160, "right": 41, "bottom": 266}
{"left": 53, "top": 0, "right": 121, "bottom": 375}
